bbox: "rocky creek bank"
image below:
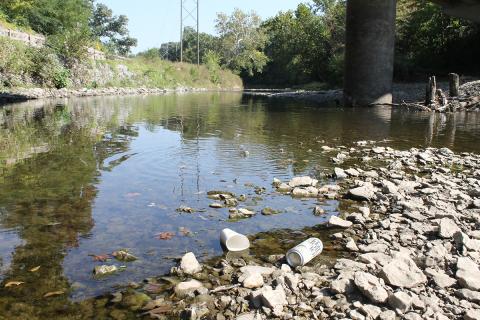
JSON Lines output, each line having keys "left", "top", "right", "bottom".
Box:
{"left": 0, "top": 86, "right": 241, "bottom": 104}
{"left": 100, "top": 144, "right": 480, "bottom": 320}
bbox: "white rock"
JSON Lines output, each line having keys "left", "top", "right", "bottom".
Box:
{"left": 464, "top": 309, "right": 480, "bottom": 320}
{"left": 334, "top": 167, "right": 347, "bottom": 179}
{"left": 456, "top": 257, "right": 480, "bottom": 291}
{"left": 260, "top": 286, "right": 287, "bottom": 309}
{"left": 425, "top": 268, "right": 456, "bottom": 288}
{"left": 288, "top": 176, "right": 318, "bottom": 188}
{"left": 180, "top": 252, "right": 202, "bottom": 275}
{"left": 388, "top": 291, "right": 412, "bottom": 314}
{"left": 238, "top": 208, "right": 255, "bottom": 216}
{"left": 345, "top": 168, "right": 360, "bottom": 177}
{"left": 348, "top": 183, "right": 377, "bottom": 201}
{"left": 346, "top": 237, "right": 359, "bottom": 252}
{"left": 438, "top": 218, "right": 461, "bottom": 238}
{"left": 242, "top": 272, "right": 264, "bottom": 289}
{"left": 174, "top": 279, "right": 204, "bottom": 298}
{"left": 240, "top": 266, "right": 275, "bottom": 276}
{"left": 354, "top": 272, "right": 388, "bottom": 304}
{"left": 328, "top": 216, "right": 353, "bottom": 228}
{"left": 380, "top": 255, "right": 427, "bottom": 288}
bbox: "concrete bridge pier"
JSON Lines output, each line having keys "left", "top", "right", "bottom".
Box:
{"left": 344, "top": 0, "right": 397, "bottom": 106}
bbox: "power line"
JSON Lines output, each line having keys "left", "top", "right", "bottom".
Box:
{"left": 180, "top": 0, "right": 200, "bottom": 65}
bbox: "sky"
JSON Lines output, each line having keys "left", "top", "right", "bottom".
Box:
{"left": 98, "top": 0, "right": 306, "bottom": 53}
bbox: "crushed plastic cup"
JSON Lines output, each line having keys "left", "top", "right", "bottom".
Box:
{"left": 220, "top": 228, "right": 250, "bottom": 252}
{"left": 286, "top": 238, "right": 323, "bottom": 267}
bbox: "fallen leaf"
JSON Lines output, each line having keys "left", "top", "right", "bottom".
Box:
{"left": 44, "top": 291, "right": 64, "bottom": 298}
{"left": 156, "top": 232, "right": 175, "bottom": 240}
{"left": 89, "top": 254, "right": 111, "bottom": 262}
{"left": 179, "top": 227, "right": 192, "bottom": 236}
{"left": 29, "top": 266, "right": 41, "bottom": 272}
{"left": 5, "top": 281, "right": 24, "bottom": 288}
{"left": 125, "top": 192, "right": 141, "bottom": 198}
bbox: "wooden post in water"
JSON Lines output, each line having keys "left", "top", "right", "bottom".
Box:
{"left": 426, "top": 76, "right": 437, "bottom": 105}
{"left": 449, "top": 73, "right": 460, "bottom": 97}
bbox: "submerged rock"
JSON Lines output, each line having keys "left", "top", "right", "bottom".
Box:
{"left": 288, "top": 176, "right": 318, "bottom": 188}
{"left": 94, "top": 265, "right": 118, "bottom": 276}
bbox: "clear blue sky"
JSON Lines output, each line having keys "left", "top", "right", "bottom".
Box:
{"left": 98, "top": 0, "right": 307, "bottom": 53}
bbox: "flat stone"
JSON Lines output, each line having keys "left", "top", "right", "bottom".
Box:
{"left": 330, "top": 271, "right": 355, "bottom": 294}
{"left": 277, "top": 183, "right": 292, "bottom": 192}
{"left": 456, "top": 257, "right": 480, "bottom": 291}
{"left": 180, "top": 252, "right": 202, "bottom": 275}
{"left": 288, "top": 176, "right": 318, "bottom": 188}
{"left": 334, "top": 259, "right": 368, "bottom": 271}
{"left": 358, "top": 252, "right": 392, "bottom": 267}
{"left": 238, "top": 208, "right": 255, "bottom": 216}
{"left": 328, "top": 216, "right": 353, "bottom": 228}
{"left": 174, "top": 279, "right": 204, "bottom": 298}
{"left": 388, "top": 291, "right": 412, "bottom": 314}
{"left": 346, "top": 237, "right": 359, "bottom": 252}
{"left": 334, "top": 168, "right": 347, "bottom": 179}
{"left": 380, "top": 255, "right": 427, "bottom": 288}
{"left": 379, "top": 310, "right": 396, "bottom": 320}
{"left": 292, "top": 188, "right": 310, "bottom": 197}
{"left": 360, "top": 304, "right": 382, "bottom": 319}
{"left": 240, "top": 266, "right": 275, "bottom": 276}
{"left": 456, "top": 288, "right": 480, "bottom": 303}
{"left": 354, "top": 272, "right": 388, "bottom": 304}
{"left": 260, "top": 286, "right": 287, "bottom": 309}
{"left": 345, "top": 168, "right": 360, "bottom": 177}
{"left": 242, "top": 272, "right": 264, "bottom": 289}
{"left": 438, "top": 218, "right": 461, "bottom": 238}
{"left": 425, "top": 268, "right": 456, "bottom": 288}
{"left": 464, "top": 309, "right": 480, "bottom": 320}
{"left": 347, "top": 184, "right": 377, "bottom": 201}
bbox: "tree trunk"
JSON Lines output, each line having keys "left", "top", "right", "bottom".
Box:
{"left": 449, "top": 73, "right": 460, "bottom": 97}
{"left": 426, "top": 76, "right": 437, "bottom": 105}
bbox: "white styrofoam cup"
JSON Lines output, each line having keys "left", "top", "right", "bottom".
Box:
{"left": 220, "top": 228, "right": 250, "bottom": 252}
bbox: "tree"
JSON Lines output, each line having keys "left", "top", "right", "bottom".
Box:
{"left": 215, "top": 9, "right": 268, "bottom": 75}
{"left": 90, "top": 3, "right": 137, "bottom": 56}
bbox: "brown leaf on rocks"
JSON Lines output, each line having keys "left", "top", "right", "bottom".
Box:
{"left": 179, "top": 227, "right": 192, "bottom": 236}
{"left": 5, "top": 281, "right": 24, "bottom": 288}
{"left": 43, "top": 291, "right": 64, "bottom": 298}
{"left": 89, "top": 254, "right": 111, "bottom": 262}
{"left": 156, "top": 232, "right": 175, "bottom": 240}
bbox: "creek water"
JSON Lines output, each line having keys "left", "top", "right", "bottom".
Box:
{"left": 0, "top": 92, "right": 479, "bottom": 318}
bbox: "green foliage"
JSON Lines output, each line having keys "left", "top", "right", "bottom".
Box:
{"left": 395, "top": 0, "right": 480, "bottom": 78}
{"left": 90, "top": 3, "right": 137, "bottom": 56}
{"left": 247, "top": 1, "right": 345, "bottom": 87}
{"left": 204, "top": 50, "right": 222, "bottom": 84}
{"left": 215, "top": 9, "right": 269, "bottom": 76}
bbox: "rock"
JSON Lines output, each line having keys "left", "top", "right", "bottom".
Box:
{"left": 425, "top": 268, "right": 456, "bottom": 288}
{"left": 260, "top": 286, "right": 287, "bottom": 309}
{"left": 277, "top": 183, "right": 292, "bottom": 192}
{"left": 380, "top": 255, "right": 427, "bottom": 288}
{"left": 456, "top": 257, "right": 480, "bottom": 291}
{"left": 238, "top": 208, "right": 256, "bottom": 217}
{"left": 239, "top": 266, "right": 275, "bottom": 276}
{"left": 388, "top": 291, "right": 412, "bottom": 314}
{"left": 354, "top": 272, "right": 388, "bottom": 304}
{"left": 330, "top": 272, "right": 355, "bottom": 294}
{"left": 180, "top": 252, "right": 202, "bottom": 275}
{"left": 360, "top": 304, "right": 382, "bottom": 319}
{"left": 236, "top": 313, "right": 259, "bottom": 320}
{"left": 313, "top": 206, "right": 325, "bottom": 215}
{"left": 379, "top": 310, "right": 396, "bottom": 320}
{"left": 328, "top": 216, "right": 353, "bottom": 228}
{"left": 346, "top": 238, "right": 359, "bottom": 252}
{"left": 288, "top": 176, "right": 318, "bottom": 188}
{"left": 210, "top": 202, "right": 224, "bottom": 208}
{"left": 464, "top": 309, "right": 480, "bottom": 320}
{"left": 334, "top": 168, "right": 347, "bottom": 179}
{"left": 121, "top": 292, "right": 151, "bottom": 311}
{"left": 334, "top": 259, "right": 368, "bottom": 271}
{"left": 292, "top": 188, "right": 310, "bottom": 197}
{"left": 345, "top": 168, "right": 360, "bottom": 177}
{"left": 174, "top": 279, "right": 204, "bottom": 298}
{"left": 359, "top": 206, "right": 370, "bottom": 218}
{"left": 242, "top": 272, "right": 264, "bottom": 289}
{"left": 456, "top": 289, "right": 480, "bottom": 303}
{"left": 261, "top": 207, "right": 279, "bottom": 216}
{"left": 372, "top": 147, "right": 386, "bottom": 154}
{"left": 94, "top": 265, "right": 118, "bottom": 276}
{"left": 347, "top": 184, "right": 377, "bottom": 201}
{"left": 438, "top": 218, "right": 461, "bottom": 238}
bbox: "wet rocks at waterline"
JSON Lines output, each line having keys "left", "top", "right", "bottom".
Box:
{"left": 103, "top": 145, "right": 480, "bottom": 319}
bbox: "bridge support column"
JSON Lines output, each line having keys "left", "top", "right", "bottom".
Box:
{"left": 344, "top": 0, "right": 397, "bottom": 106}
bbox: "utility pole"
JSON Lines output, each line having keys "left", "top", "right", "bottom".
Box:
{"left": 180, "top": 0, "right": 200, "bottom": 65}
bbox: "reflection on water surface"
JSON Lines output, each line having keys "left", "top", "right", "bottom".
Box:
{"left": 0, "top": 93, "right": 479, "bottom": 318}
